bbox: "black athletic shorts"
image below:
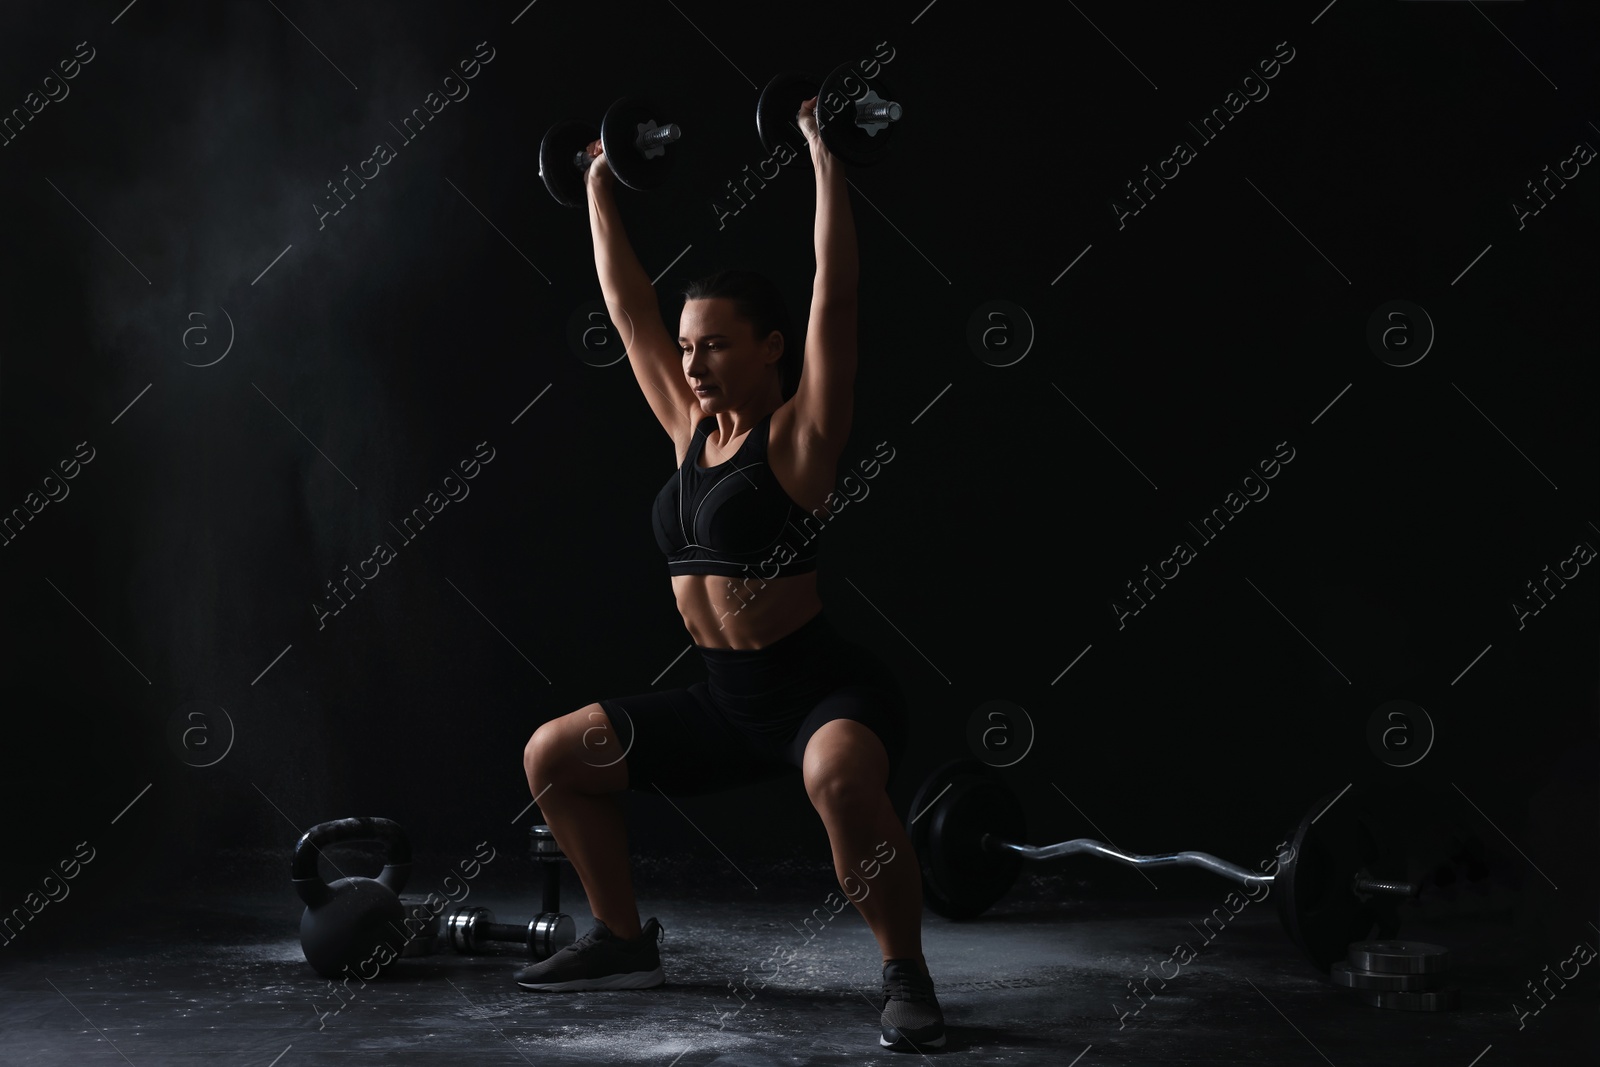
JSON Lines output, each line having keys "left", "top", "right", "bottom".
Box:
{"left": 596, "top": 611, "right": 910, "bottom": 798}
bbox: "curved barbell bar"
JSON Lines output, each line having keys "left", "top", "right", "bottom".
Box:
{"left": 982, "top": 834, "right": 1416, "bottom": 897}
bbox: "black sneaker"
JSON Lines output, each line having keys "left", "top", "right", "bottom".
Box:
{"left": 879, "top": 958, "right": 946, "bottom": 1051}
{"left": 515, "top": 917, "right": 665, "bottom": 991}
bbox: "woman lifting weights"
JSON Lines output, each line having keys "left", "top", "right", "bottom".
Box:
{"left": 517, "top": 97, "right": 943, "bottom": 1053}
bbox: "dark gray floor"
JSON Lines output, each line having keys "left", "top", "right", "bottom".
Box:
{"left": 1, "top": 852, "right": 1593, "bottom": 1066}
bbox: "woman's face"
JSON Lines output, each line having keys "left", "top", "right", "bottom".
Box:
{"left": 678, "top": 298, "right": 781, "bottom": 409}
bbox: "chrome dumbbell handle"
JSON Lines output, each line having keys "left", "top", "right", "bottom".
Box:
{"left": 570, "top": 122, "right": 681, "bottom": 170}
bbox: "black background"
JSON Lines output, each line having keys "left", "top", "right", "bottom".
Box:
{"left": 0, "top": 0, "right": 1594, "bottom": 944}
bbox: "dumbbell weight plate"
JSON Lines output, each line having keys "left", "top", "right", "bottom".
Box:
{"left": 909, "top": 759, "right": 1025, "bottom": 920}
{"left": 814, "top": 61, "right": 901, "bottom": 166}
{"left": 539, "top": 120, "right": 600, "bottom": 208}
{"left": 756, "top": 71, "right": 821, "bottom": 156}
{"left": 1329, "top": 961, "right": 1446, "bottom": 992}
{"left": 1276, "top": 790, "right": 1388, "bottom": 973}
{"left": 443, "top": 905, "right": 497, "bottom": 953}
{"left": 601, "top": 97, "right": 680, "bottom": 192}
{"left": 1338, "top": 986, "right": 1460, "bottom": 1011}
{"left": 531, "top": 913, "right": 576, "bottom": 960}
{"left": 528, "top": 824, "right": 566, "bottom": 859}
{"left": 1347, "top": 940, "right": 1450, "bottom": 974}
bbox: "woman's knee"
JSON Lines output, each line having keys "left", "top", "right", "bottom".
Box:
{"left": 802, "top": 721, "right": 888, "bottom": 813}
{"left": 523, "top": 705, "right": 591, "bottom": 779}
{"left": 523, "top": 704, "right": 625, "bottom": 792}
{"left": 806, "top": 766, "right": 883, "bottom": 815}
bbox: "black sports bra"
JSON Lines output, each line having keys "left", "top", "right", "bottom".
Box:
{"left": 652, "top": 412, "right": 819, "bottom": 579}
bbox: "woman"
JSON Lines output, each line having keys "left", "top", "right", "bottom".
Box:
{"left": 518, "top": 98, "right": 944, "bottom": 1053}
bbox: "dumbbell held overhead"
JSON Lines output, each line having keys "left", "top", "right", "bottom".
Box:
{"left": 756, "top": 61, "right": 905, "bottom": 165}
{"left": 539, "top": 96, "right": 684, "bottom": 207}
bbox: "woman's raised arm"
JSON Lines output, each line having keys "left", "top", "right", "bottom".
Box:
{"left": 793, "top": 99, "right": 859, "bottom": 449}
{"left": 584, "top": 146, "right": 696, "bottom": 439}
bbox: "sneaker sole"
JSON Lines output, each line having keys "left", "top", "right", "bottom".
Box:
{"left": 880, "top": 1030, "right": 947, "bottom": 1050}
{"left": 517, "top": 966, "right": 665, "bottom": 992}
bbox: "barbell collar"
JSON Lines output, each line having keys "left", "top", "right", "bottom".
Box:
{"left": 981, "top": 833, "right": 1275, "bottom": 889}
{"left": 1354, "top": 877, "right": 1419, "bottom": 898}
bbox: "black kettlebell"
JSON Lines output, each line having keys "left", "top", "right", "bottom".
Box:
{"left": 293, "top": 817, "right": 412, "bottom": 979}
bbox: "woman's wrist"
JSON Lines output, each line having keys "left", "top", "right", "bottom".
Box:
{"left": 587, "top": 182, "right": 619, "bottom": 218}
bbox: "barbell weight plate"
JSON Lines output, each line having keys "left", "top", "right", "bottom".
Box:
{"left": 1346, "top": 940, "right": 1451, "bottom": 974}
{"left": 907, "top": 761, "right": 966, "bottom": 920}
{"left": 539, "top": 120, "right": 598, "bottom": 208}
{"left": 908, "top": 760, "right": 971, "bottom": 918}
{"left": 756, "top": 70, "right": 821, "bottom": 157}
{"left": 1337, "top": 986, "right": 1460, "bottom": 1011}
{"left": 908, "top": 759, "right": 1025, "bottom": 919}
{"left": 1275, "top": 789, "right": 1386, "bottom": 973}
{"left": 814, "top": 61, "right": 901, "bottom": 166}
{"left": 601, "top": 96, "right": 679, "bottom": 192}
{"left": 1329, "top": 961, "right": 1447, "bottom": 992}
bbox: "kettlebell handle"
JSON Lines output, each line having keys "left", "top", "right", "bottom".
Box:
{"left": 292, "top": 816, "right": 413, "bottom": 908}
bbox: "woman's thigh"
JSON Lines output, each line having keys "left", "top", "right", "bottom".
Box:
{"left": 590, "top": 630, "right": 911, "bottom": 797}
{"left": 787, "top": 681, "right": 909, "bottom": 783}
{"left": 784, "top": 644, "right": 911, "bottom": 782}
{"left": 597, "top": 683, "right": 798, "bottom": 798}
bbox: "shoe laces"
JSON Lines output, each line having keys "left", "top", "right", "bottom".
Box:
{"left": 569, "top": 925, "right": 609, "bottom": 952}
{"left": 882, "top": 968, "right": 935, "bottom": 1004}
{"left": 574, "top": 920, "right": 661, "bottom": 952}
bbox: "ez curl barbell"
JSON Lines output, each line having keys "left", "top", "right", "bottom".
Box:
{"left": 908, "top": 760, "right": 1418, "bottom": 972}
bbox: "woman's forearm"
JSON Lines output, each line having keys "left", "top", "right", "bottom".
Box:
{"left": 587, "top": 182, "right": 655, "bottom": 311}
{"left": 813, "top": 153, "right": 858, "bottom": 294}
